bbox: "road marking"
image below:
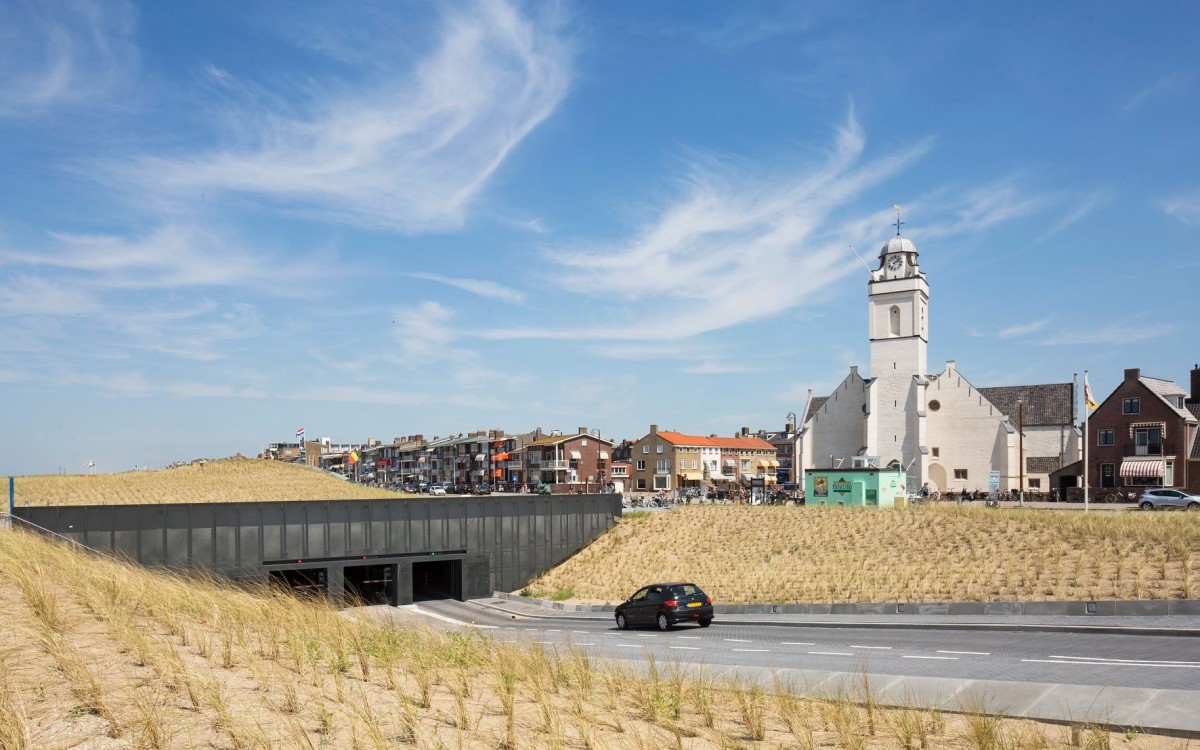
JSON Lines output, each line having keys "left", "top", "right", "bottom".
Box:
{"left": 781, "top": 642, "right": 815, "bottom": 646}
{"left": 1049, "top": 655, "right": 1200, "bottom": 665}
{"left": 902, "top": 655, "right": 958, "bottom": 660}
{"left": 725, "top": 638, "right": 753, "bottom": 643}
{"left": 1022, "top": 659, "right": 1200, "bottom": 669}
{"left": 677, "top": 636, "right": 701, "bottom": 640}
{"left": 572, "top": 631, "right": 589, "bottom": 635}
{"left": 851, "top": 645, "right": 892, "bottom": 650}
{"left": 733, "top": 648, "right": 769, "bottom": 653}
{"left": 636, "top": 633, "right": 657, "bottom": 638}
{"left": 545, "top": 629, "right": 561, "bottom": 633}
{"left": 808, "top": 651, "right": 853, "bottom": 656}
{"left": 617, "top": 644, "right": 642, "bottom": 649}
{"left": 409, "top": 605, "right": 498, "bottom": 628}
{"left": 938, "top": 650, "right": 990, "bottom": 656}
{"left": 671, "top": 646, "right": 701, "bottom": 651}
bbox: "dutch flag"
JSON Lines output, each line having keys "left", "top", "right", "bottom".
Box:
{"left": 296, "top": 426, "right": 305, "bottom": 438}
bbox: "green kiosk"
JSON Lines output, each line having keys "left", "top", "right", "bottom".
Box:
{"left": 804, "top": 467, "right": 907, "bottom": 508}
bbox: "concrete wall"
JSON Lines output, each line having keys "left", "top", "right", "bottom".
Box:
{"left": 14, "top": 494, "right": 620, "bottom": 603}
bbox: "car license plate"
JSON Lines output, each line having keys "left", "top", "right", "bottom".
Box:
{"left": 687, "top": 601, "right": 702, "bottom": 608}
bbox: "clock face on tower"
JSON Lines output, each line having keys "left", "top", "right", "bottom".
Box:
{"left": 886, "top": 254, "right": 903, "bottom": 272}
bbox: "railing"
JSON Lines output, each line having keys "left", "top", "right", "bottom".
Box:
{"left": 1122, "top": 443, "right": 1173, "bottom": 457}
{"left": 542, "top": 459, "right": 569, "bottom": 470}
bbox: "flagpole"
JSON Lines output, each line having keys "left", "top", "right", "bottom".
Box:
{"left": 1083, "top": 370, "right": 1089, "bottom": 514}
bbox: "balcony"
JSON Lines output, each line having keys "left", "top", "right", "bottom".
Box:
{"left": 542, "top": 459, "right": 569, "bottom": 470}
{"left": 1123, "top": 443, "right": 1173, "bottom": 457}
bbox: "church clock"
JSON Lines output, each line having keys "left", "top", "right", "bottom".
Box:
{"left": 886, "top": 254, "right": 903, "bottom": 272}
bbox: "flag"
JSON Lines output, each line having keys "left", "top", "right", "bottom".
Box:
{"left": 1084, "top": 374, "right": 1098, "bottom": 411}
{"left": 349, "top": 451, "right": 359, "bottom": 464}
{"left": 296, "top": 426, "right": 305, "bottom": 438}
{"left": 85, "top": 460, "right": 96, "bottom": 468}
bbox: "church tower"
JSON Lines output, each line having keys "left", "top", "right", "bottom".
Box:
{"left": 865, "top": 216, "right": 929, "bottom": 476}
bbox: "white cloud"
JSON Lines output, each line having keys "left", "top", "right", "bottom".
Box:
{"left": 1124, "top": 68, "right": 1199, "bottom": 113}
{"left": 110, "top": 0, "right": 572, "bottom": 232}
{"left": 997, "top": 318, "right": 1050, "bottom": 339}
{"left": 0, "top": 0, "right": 137, "bottom": 118}
{"left": 1035, "top": 192, "right": 1108, "bottom": 243}
{"left": 919, "top": 182, "right": 1042, "bottom": 241}
{"left": 53, "top": 369, "right": 151, "bottom": 397}
{"left": 1038, "top": 323, "right": 1173, "bottom": 347}
{"left": 161, "top": 382, "right": 268, "bottom": 399}
{"left": 409, "top": 272, "right": 528, "bottom": 304}
{"left": 482, "top": 113, "right": 933, "bottom": 343}
{"left": 1161, "top": 191, "right": 1200, "bottom": 225}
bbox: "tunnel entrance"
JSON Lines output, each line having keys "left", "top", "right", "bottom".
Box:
{"left": 344, "top": 563, "right": 395, "bottom": 606}
{"left": 269, "top": 568, "right": 328, "bottom": 598}
{"left": 412, "top": 559, "right": 462, "bottom": 601}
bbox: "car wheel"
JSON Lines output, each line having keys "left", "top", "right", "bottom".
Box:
{"left": 656, "top": 612, "right": 671, "bottom": 632}
{"left": 1188, "top": 502, "right": 1200, "bottom": 510}
{"left": 1139, "top": 501, "right": 1154, "bottom": 511}
{"left": 615, "top": 612, "right": 628, "bottom": 630}
{"left": 698, "top": 618, "right": 712, "bottom": 628}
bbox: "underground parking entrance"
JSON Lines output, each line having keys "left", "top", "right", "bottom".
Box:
{"left": 412, "top": 558, "right": 462, "bottom": 602}
{"left": 268, "top": 567, "right": 328, "bottom": 598}
{"left": 344, "top": 563, "right": 396, "bottom": 606}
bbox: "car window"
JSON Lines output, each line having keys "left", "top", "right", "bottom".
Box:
{"left": 630, "top": 588, "right": 649, "bottom": 601}
{"left": 647, "top": 587, "right": 664, "bottom": 601}
{"left": 1164, "top": 490, "right": 1182, "bottom": 497}
{"left": 669, "top": 584, "right": 701, "bottom": 597}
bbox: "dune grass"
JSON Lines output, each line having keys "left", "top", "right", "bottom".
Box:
{"left": 0, "top": 527, "right": 1168, "bottom": 750}
{"left": 526, "top": 505, "right": 1200, "bottom": 604}
{"left": 9, "top": 457, "right": 402, "bottom": 505}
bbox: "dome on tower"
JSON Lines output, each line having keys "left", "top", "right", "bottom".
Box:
{"left": 879, "top": 236, "right": 918, "bottom": 258}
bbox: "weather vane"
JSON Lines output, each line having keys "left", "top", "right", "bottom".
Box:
{"left": 893, "top": 204, "right": 904, "bottom": 237}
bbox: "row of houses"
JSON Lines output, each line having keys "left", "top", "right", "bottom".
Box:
{"left": 262, "top": 364, "right": 1200, "bottom": 496}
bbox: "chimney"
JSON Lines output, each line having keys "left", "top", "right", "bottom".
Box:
{"left": 1124, "top": 368, "right": 1140, "bottom": 382}
{"left": 578, "top": 427, "right": 588, "bottom": 435}
{"left": 741, "top": 426, "right": 749, "bottom": 437}
{"left": 1191, "top": 364, "right": 1200, "bottom": 402}
{"left": 649, "top": 424, "right": 658, "bottom": 435}
{"left": 850, "top": 365, "right": 858, "bottom": 378}
{"left": 946, "top": 359, "right": 956, "bottom": 374}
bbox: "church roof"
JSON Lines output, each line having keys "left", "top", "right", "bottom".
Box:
{"left": 806, "top": 396, "right": 829, "bottom": 421}
{"left": 1026, "top": 456, "right": 1065, "bottom": 474}
{"left": 879, "top": 236, "right": 918, "bottom": 257}
{"left": 977, "top": 383, "right": 1074, "bottom": 426}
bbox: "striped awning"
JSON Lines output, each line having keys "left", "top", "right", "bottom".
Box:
{"left": 1119, "top": 459, "right": 1164, "bottom": 478}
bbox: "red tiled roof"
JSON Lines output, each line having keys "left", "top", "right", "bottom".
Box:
{"left": 654, "top": 431, "right": 775, "bottom": 450}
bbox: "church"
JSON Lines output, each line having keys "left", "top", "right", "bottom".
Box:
{"left": 794, "top": 226, "right": 1081, "bottom": 497}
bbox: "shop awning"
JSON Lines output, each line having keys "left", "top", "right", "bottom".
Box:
{"left": 475, "top": 453, "right": 486, "bottom": 462}
{"left": 417, "top": 456, "right": 427, "bottom": 463}
{"left": 1128, "top": 421, "right": 1166, "bottom": 438}
{"left": 1120, "top": 459, "right": 1164, "bottom": 478}
{"left": 599, "top": 451, "right": 609, "bottom": 460}
{"left": 678, "top": 471, "right": 703, "bottom": 481}
{"left": 569, "top": 451, "right": 582, "bottom": 459}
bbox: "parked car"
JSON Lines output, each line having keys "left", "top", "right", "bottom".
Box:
{"left": 614, "top": 582, "right": 713, "bottom": 631}
{"left": 428, "top": 484, "right": 446, "bottom": 496}
{"left": 474, "top": 484, "right": 492, "bottom": 495}
{"left": 452, "top": 482, "right": 470, "bottom": 495}
{"left": 1138, "top": 488, "right": 1200, "bottom": 510}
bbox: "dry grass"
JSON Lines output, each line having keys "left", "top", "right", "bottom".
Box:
{"left": 2, "top": 526, "right": 1181, "bottom": 750}
{"left": 10, "top": 457, "right": 402, "bottom": 505}
{"left": 527, "top": 505, "right": 1200, "bottom": 603}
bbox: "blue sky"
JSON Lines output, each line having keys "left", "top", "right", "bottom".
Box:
{"left": 3, "top": 1, "right": 1198, "bottom": 475}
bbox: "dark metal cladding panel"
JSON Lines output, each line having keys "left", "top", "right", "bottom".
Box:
{"left": 165, "top": 505, "right": 191, "bottom": 567}
{"left": 465, "top": 556, "right": 490, "bottom": 599}
{"left": 189, "top": 505, "right": 215, "bottom": 569}
{"left": 412, "top": 501, "right": 429, "bottom": 553}
{"left": 282, "top": 503, "right": 307, "bottom": 560}
{"left": 396, "top": 560, "right": 414, "bottom": 605}
{"left": 367, "top": 501, "right": 388, "bottom": 554}
{"left": 306, "top": 503, "right": 328, "bottom": 558}
{"left": 83, "top": 505, "right": 114, "bottom": 551}
{"left": 139, "top": 506, "right": 167, "bottom": 566}
{"left": 237, "top": 505, "right": 262, "bottom": 573}
{"left": 212, "top": 504, "right": 240, "bottom": 570}
{"left": 111, "top": 505, "right": 141, "bottom": 561}
{"left": 446, "top": 498, "right": 464, "bottom": 550}
{"left": 260, "top": 503, "right": 285, "bottom": 561}
{"left": 327, "top": 502, "right": 349, "bottom": 558}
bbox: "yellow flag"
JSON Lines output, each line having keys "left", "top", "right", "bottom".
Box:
{"left": 1084, "top": 374, "right": 1098, "bottom": 411}
{"left": 349, "top": 451, "right": 359, "bottom": 464}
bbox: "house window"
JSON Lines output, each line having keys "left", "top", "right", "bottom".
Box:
{"left": 582, "top": 439, "right": 587, "bottom": 446}
{"left": 1122, "top": 397, "right": 1140, "bottom": 414}
{"left": 656, "top": 459, "right": 669, "bottom": 474}
{"left": 636, "top": 460, "right": 645, "bottom": 471}
{"left": 953, "top": 469, "right": 968, "bottom": 480}
{"left": 1134, "top": 427, "right": 1162, "bottom": 456}
{"left": 643, "top": 445, "right": 649, "bottom": 454}
{"left": 1098, "top": 430, "right": 1114, "bottom": 446}
{"left": 636, "top": 478, "right": 646, "bottom": 490}
{"left": 1028, "top": 478, "right": 1041, "bottom": 489}
{"left": 653, "top": 475, "right": 669, "bottom": 490}
{"left": 656, "top": 444, "right": 663, "bottom": 453}
{"left": 679, "top": 460, "right": 687, "bottom": 471}
{"left": 691, "top": 459, "right": 698, "bottom": 470}
{"left": 1100, "top": 464, "right": 1115, "bottom": 488}
{"left": 931, "top": 447, "right": 940, "bottom": 458}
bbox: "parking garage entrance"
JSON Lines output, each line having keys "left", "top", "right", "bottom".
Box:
{"left": 344, "top": 563, "right": 396, "bottom": 606}
{"left": 412, "top": 558, "right": 462, "bottom": 601}
{"left": 269, "top": 568, "right": 328, "bottom": 598}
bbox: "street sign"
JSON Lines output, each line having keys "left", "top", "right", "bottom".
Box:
{"left": 988, "top": 470, "right": 1000, "bottom": 491}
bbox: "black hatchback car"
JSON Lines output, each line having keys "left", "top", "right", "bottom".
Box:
{"left": 614, "top": 582, "right": 713, "bottom": 631}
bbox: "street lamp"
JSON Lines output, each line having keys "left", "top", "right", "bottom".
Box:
{"left": 786, "top": 412, "right": 797, "bottom": 488}
{"left": 1017, "top": 399, "right": 1025, "bottom": 507}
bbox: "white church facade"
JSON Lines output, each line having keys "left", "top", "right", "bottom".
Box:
{"left": 795, "top": 232, "right": 1080, "bottom": 496}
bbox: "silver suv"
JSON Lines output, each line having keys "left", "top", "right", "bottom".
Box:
{"left": 1138, "top": 488, "right": 1200, "bottom": 510}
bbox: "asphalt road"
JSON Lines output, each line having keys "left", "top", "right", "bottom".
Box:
{"left": 367, "top": 598, "right": 1200, "bottom": 734}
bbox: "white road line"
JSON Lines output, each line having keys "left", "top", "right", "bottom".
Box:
{"left": 1022, "top": 659, "right": 1200, "bottom": 669}
{"left": 617, "top": 644, "right": 642, "bottom": 649}
{"left": 781, "top": 642, "right": 815, "bottom": 646}
{"left": 733, "top": 648, "right": 769, "bottom": 653}
{"left": 671, "top": 646, "right": 701, "bottom": 651}
{"left": 1049, "top": 655, "right": 1200, "bottom": 665}
{"left": 902, "top": 655, "right": 958, "bottom": 660}
{"left": 545, "top": 629, "right": 561, "bottom": 633}
{"left": 636, "top": 634, "right": 657, "bottom": 638}
{"left": 725, "top": 638, "right": 753, "bottom": 643}
{"left": 851, "top": 645, "right": 892, "bottom": 650}
{"left": 677, "top": 636, "right": 701, "bottom": 640}
{"left": 938, "top": 650, "right": 990, "bottom": 656}
{"left": 409, "top": 605, "right": 498, "bottom": 628}
{"left": 572, "top": 631, "right": 589, "bottom": 635}
{"left": 808, "top": 651, "right": 853, "bottom": 656}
